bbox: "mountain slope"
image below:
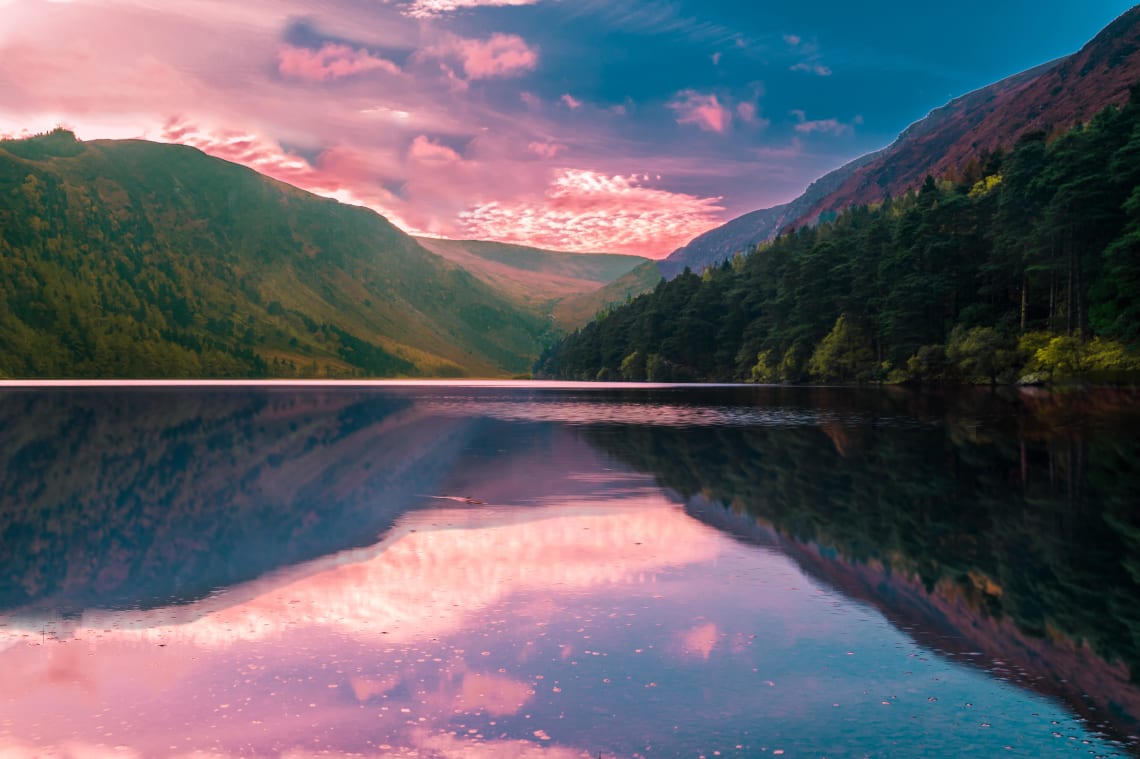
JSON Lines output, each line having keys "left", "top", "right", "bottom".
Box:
{"left": 659, "top": 148, "right": 883, "bottom": 278}
{"left": 664, "top": 6, "right": 1140, "bottom": 275}
{"left": 413, "top": 236, "right": 647, "bottom": 319}
{"left": 552, "top": 260, "right": 665, "bottom": 329}
{"left": 540, "top": 91, "right": 1140, "bottom": 382}
{"left": 0, "top": 130, "right": 548, "bottom": 378}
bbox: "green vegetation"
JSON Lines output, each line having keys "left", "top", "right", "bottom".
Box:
{"left": 0, "top": 129, "right": 550, "bottom": 378}
{"left": 413, "top": 236, "right": 649, "bottom": 330}
{"left": 539, "top": 87, "right": 1140, "bottom": 383}
{"left": 550, "top": 259, "right": 664, "bottom": 330}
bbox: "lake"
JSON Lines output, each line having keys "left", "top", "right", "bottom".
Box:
{"left": 1, "top": 383, "right": 1138, "bottom": 758}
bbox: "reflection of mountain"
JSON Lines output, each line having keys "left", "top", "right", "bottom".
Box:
{"left": 0, "top": 388, "right": 482, "bottom": 612}
{"left": 582, "top": 387, "right": 1140, "bottom": 745}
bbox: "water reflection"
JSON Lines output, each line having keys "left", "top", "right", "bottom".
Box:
{"left": 0, "top": 385, "right": 1137, "bottom": 757}
{"left": 585, "top": 386, "right": 1140, "bottom": 747}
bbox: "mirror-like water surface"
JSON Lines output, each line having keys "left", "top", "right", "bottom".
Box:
{"left": 1, "top": 385, "right": 1138, "bottom": 758}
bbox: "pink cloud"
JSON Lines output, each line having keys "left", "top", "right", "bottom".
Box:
{"left": 458, "top": 169, "right": 725, "bottom": 257}
{"left": 409, "top": 134, "right": 463, "bottom": 163}
{"left": 675, "top": 622, "right": 719, "bottom": 660}
{"left": 669, "top": 90, "right": 731, "bottom": 134}
{"left": 277, "top": 43, "right": 400, "bottom": 82}
{"left": 528, "top": 141, "right": 565, "bottom": 159}
{"left": 561, "top": 93, "right": 582, "bottom": 109}
{"left": 423, "top": 32, "right": 538, "bottom": 80}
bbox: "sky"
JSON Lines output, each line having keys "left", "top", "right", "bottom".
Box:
{"left": 0, "top": 0, "right": 1135, "bottom": 257}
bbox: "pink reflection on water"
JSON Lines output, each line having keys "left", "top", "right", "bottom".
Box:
{"left": 0, "top": 497, "right": 722, "bottom": 757}
{"left": 675, "top": 622, "right": 720, "bottom": 661}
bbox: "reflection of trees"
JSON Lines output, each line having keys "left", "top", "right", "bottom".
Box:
{"left": 0, "top": 389, "right": 467, "bottom": 613}
{"left": 584, "top": 388, "right": 1140, "bottom": 682}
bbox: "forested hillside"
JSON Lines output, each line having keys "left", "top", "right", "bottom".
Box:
{"left": 0, "top": 130, "right": 549, "bottom": 378}
{"left": 538, "top": 88, "right": 1140, "bottom": 384}
{"left": 660, "top": 7, "right": 1140, "bottom": 275}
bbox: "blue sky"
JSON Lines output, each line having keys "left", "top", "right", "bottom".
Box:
{"left": 0, "top": 0, "right": 1134, "bottom": 255}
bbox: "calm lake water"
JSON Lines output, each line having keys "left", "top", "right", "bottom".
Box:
{"left": 1, "top": 383, "right": 1139, "bottom": 758}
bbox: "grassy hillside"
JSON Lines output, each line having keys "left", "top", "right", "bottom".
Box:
{"left": 552, "top": 260, "right": 664, "bottom": 329}
{"left": 0, "top": 130, "right": 548, "bottom": 378}
{"left": 414, "top": 236, "right": 647, "bottom": 323}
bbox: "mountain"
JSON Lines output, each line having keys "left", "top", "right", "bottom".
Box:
{"left": 551, "top": 259, "right": 664, "bottom": 329}
{"left": 540, "top": 90, "right": 1140, "bottom": 383}
{"left": 659, "top": 150, "right": 881, "bottom": 278}
{"left": 663, "top": 6, "right": 1140, "bottom": 276}
{"left": 0, "top": 130, "right": 551, "bottom": 378}
{"left": 412, "top": 236, "right": 648, "bottom": 327}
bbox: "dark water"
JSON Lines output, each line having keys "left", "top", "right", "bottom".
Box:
{"left": 1, "top": 383, "right": 1139, "bottom": 758}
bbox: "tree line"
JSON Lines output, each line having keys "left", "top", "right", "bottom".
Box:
{"left": 538, "top": 85, "right": 1140, "bottom": 384}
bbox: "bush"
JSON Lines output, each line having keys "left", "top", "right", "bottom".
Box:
{"left": 749, "top": 350, "right": 777, "bottom": 383}
{"left": 620, "top": 351, "right": 645, "bottom": 381}
{"left": 947, "top": 326, "right": 1019, "bottom": 384}
{"left": 905, "top": 344, "right": 951, "bottom": 382}
{"left": 807, "top": 315, "right": 876, "bottom": 383}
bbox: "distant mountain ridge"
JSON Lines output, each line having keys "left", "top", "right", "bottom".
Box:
{"left": 662, "top": 5, "right": 1140, "bottom": 276}
{"left": 659, "top": 149, "right": 882, "bottom": 278}
{"left": 413, "top": 236, "right": 648, "bottom": 328}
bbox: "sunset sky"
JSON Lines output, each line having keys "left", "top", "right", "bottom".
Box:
{"left": 0, "top": 0, "right": 1134, "bottom": 256}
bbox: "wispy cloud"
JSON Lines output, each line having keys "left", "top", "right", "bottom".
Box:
{"left": 528, "top": 141, "right": 565, "bottom": 158}
{"left": 561, "top": 93, "right": 582, "bottom": 109}
{"left": 784, "top": 32, "right": 831, "bottom": 77}
{"left": 669, "top": 90, "right": 731, "bottom": 134}
{"left": 459, "top": 169, "right": 724, "bottom": 256}
{"left": 277, "top": 43, "right": 400, "bottom": 81}
{"left": 569, "top": 0, "right": 738, "bottom": 44}
{"left": 790, "top": 61, "right": 832, "bottom": 77}
{"left": 791, "top": 110, "right": 853, "bottom": 136}
{"left": 736, "top": 102, "right": 769, "bottom": 128}
{"left": 404, "top": 0, "right": 541, "bottom": 19}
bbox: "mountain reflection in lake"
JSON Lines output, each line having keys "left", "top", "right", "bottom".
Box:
{"left": 1, "top": 385, "right": 1138, "bottom": 758}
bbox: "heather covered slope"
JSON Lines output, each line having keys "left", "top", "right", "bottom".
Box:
{"left": 0, "top": 131, "right": 548, "bottom": 378}
{"left": 662, "top": 6, "right": 1140, "bottom": 276}
{"left": 791, "top": 7, "right": 1140, "bottom": 230}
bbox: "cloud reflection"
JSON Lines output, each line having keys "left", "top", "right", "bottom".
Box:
{"left": 1, "top": 500, "right": 719, "bottom": 649}
{"left": 0, "top": 497, "right": 711, "bottom": 758}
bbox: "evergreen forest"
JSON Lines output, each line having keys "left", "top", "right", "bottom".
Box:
{"left": 538, "top": 86, "right": 1140, "bottom": 384}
